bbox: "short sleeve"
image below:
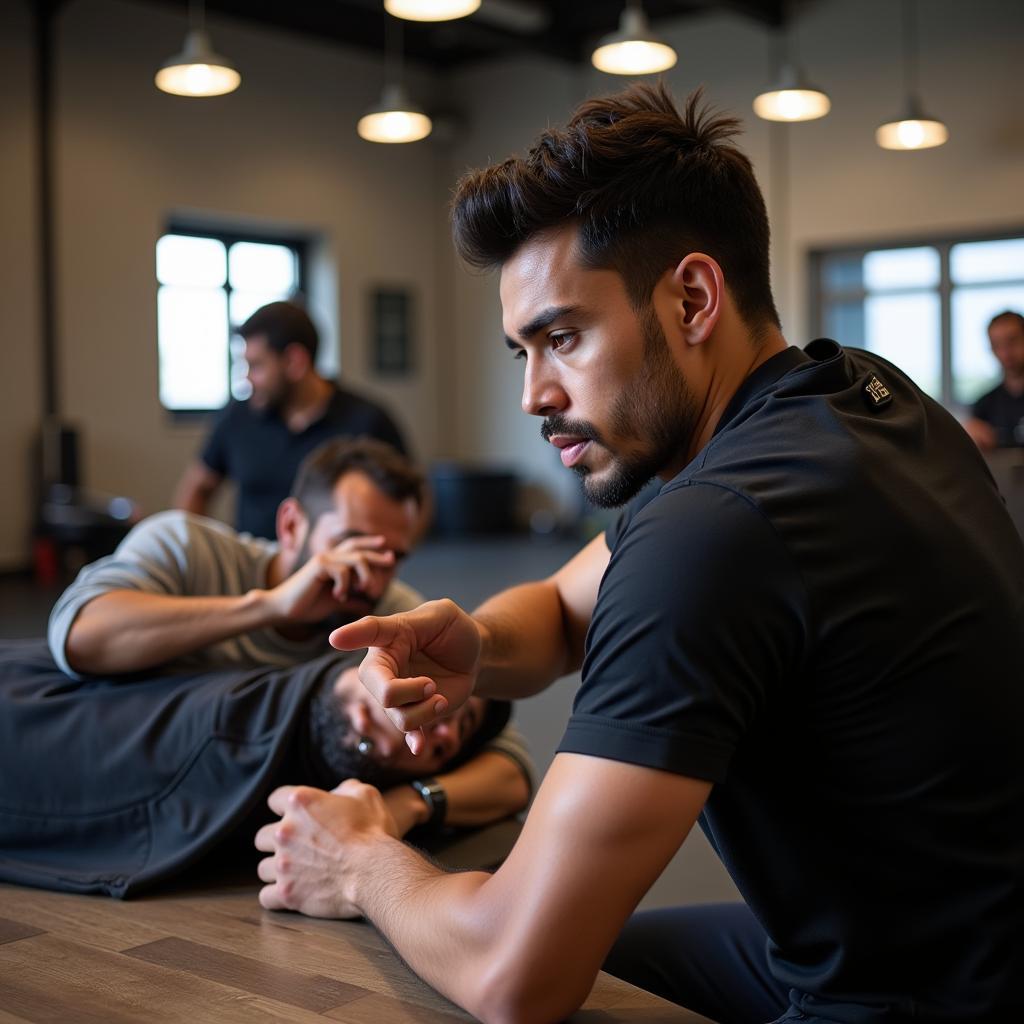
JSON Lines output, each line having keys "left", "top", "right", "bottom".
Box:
{"left": 47, "top": 512, "right": 193, "bottom": 678}
{"left": 200, "top": 404, "right": 235, "bottom": 475}
{"left": 559, "top": 482, "right": 809, "bottom": 783}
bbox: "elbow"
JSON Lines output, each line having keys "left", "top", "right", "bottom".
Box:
{"left": 64, "top": 625, "right": 97, "bottom": 674}
{"left": 64, "top": 628, "right": 109, "bottom": 675}
{"left": 471, "top": 956, "right": 592, "bottom": 1024}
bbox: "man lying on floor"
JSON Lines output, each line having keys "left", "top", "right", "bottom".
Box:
{"left": 0, "top": 640, "right": 528, "bottom": 897}
{"left": 0, "top": 437, "right": 530, "bottom": 895}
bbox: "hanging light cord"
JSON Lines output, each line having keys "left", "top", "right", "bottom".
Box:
{"left": 385, "top": 14, "right": 403, "bottom": 88}
{"left": 903, "top": 0, "right": 918, "bottom": 100}
{"left": 189, "top": 0, "right": 205, "bottom": 34}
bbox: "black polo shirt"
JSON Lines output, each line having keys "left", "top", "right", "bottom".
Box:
{"left": 972, "top": 381, "right": 1024, "bottom": 446}
{"left": 201, "top": 384, "right": 408, "bottom": 539}
{"left": 559, "top": 340, "right": 1024, "bottom": 1022}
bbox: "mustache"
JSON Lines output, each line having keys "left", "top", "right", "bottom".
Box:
{"left": 541, "top": 415, "right": 604, "bottom": 446}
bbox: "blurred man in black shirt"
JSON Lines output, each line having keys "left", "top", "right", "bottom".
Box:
{"left": 964, "top": 309, "right": 1024, "bottom": 449}
{"left": 175, "top": 301, "right": 407, "bottom": 538}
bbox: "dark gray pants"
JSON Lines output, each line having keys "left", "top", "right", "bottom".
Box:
{"left": 603, "top": 902, "right": 793, "bottom": 1024}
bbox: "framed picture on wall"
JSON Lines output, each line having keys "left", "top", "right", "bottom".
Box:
{"left": 370, "top": 287, "right": 414, "bottom": 377}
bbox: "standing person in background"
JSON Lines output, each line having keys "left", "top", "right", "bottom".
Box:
{"left": 175, "top": 300, "right": 408, "bottom": 538}
{"left": 963, "top": 309, "right": 1024, "bottom": 450}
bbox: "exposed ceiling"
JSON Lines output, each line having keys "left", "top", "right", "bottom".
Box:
{"left": 140, "top": 0, "right": 789, "bottom": 72}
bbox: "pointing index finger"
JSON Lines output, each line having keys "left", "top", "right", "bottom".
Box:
{"left": 330, "top": 615, "right": 401, "bottom": 652}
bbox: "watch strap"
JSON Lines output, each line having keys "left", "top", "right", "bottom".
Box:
{"left": 409, "top": 777, "right": 447, "bottom": 831}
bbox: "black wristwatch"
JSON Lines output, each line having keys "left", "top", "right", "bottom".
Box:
{"left": 409, "top": 777, "right": 448, "bottom": 832}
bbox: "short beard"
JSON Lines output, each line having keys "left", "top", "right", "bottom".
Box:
{"left": 544, "top": 305, "right": 699, "bottom": 509}
{"left": 252, "top": 378, "right": 291, "bottom": 415}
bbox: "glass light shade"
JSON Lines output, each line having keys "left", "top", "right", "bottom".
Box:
{"left": 591, "top": 6, "right": 677, "bottom": 76}
{"left": 876, "top": 100, "right": 948, "bottom": 150}
{"left": 753, "top": 66, "right": 830, "bottom": 122}
{"left": 753, "top": 87, "right": 830, "bottom": 122}
{"left": 155, "top": 29, "right": 240, "bottom": 97}
{"left": 384, "top": 0, "right": 480, "bottom": 21}
{"left": 357, "top": 84, "right": 432, "bottom": 143}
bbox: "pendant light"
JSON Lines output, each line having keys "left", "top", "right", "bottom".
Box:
{"left": 357, "top": 17, "right": 432, "bottom": 144}
{"left": 384, "top": 0, "right": 480, "bottom": 21}
{"left": 591, "top": 0, "right": 677, "bottom": 77}
{"left": 155, "top": 0, "right": 240, "bottom": 98}
{"left": 876, "top": 0, "right": 948, "bottom": 150}
{"left": 753, "top": 18, "right": 829, "bottom": 122}
{"left": 753, "top": 64, "right": 830, "bottom": 122}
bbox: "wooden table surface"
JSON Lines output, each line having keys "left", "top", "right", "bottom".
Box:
{"left": 0, "top": 881, "right": 716, "bottom": 1023}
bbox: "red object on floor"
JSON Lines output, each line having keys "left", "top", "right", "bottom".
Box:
{"left": 33, "top": 536, "right": 59, "bottom": 587}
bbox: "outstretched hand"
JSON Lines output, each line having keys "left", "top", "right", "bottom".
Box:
{"left": 330, "top": 598, "right": 481, "bottom": 755}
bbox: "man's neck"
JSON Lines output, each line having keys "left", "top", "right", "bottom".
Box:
{"left": 283, "top": 374, "right": 333, "bottom": 432}
{"left": 663, "top": 328, "right": 789, "bottom": 479}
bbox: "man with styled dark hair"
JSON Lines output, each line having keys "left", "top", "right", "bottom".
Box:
{"left": 256, "top": 84, "right": 1024, "bottom": 1024}
{"left": 963, "top": 309, "right": 1024, "bottom": 449}
{"left": 175, "top": 299, "right": 408, "bottom": 539}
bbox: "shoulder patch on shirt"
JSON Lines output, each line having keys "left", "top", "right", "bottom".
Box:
{"left": 863, "top": 374, "right": 892, "bottom": 409}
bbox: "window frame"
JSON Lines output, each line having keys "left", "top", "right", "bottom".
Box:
{"left": 808, "top": 225, "right": 1024, "bottom": 409}
{"left": 159, "top": 222, "right": 310, "bottom": 417}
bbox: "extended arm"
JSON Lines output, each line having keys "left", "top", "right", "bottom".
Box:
{"left": 65, "top": 589, "right": 273, "bottom": 674}
{"left": 172, "top": 459, "right": 223, "bottom": 517}
{"left": 330, "top": 532, "right": 610, "bottom": 736}
{"left": 257, "top": 753, "right": 709, "bottom": 1023}
{"left": 64, "top": 534, "right": 397, "bottom": 675}
{"left": 473, "top": 531, "right": 610, "bottom": 697}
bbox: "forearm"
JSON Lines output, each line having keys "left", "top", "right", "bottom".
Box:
{"left": 347, "top": 840, "right": 507, "bottom": 1020}
{"left": 65, "top": 589, "right": 275, "bottom": 673}
{"left": 384, "top": 751, "right": 530, "bottom": 836}
{"left": 473, "top": 580, "right": 575, "bottom": 699}
{"left": 174, "top": 487, "right": 209, "bottom": 516}
{"left": 438, "top": 750, "right": 530, "bottom": 826}
{"left": 350, "top": 834, "right": 595, "bottom": 1024}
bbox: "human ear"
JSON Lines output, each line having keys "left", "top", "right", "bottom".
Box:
{"left": 670, "top": 252, "right": 723, "bottom": 346}
{"left": 275, "top": 498, "right": 309, "bottom": 559}
{"left": 283, "top": 342, "right": 311, "bottom": 381}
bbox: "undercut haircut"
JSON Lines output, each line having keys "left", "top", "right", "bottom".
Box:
{"left": 238, "top": 300, "right": 319, "bottom": 360}
{"left": 988, "top": 310, "right": 1024, "bottom": 333}
{"left": 291, "top": 438, "right": 424, "bottom": 523}
{"left": 451, "top": 82, "right": 780, "bottom": 337}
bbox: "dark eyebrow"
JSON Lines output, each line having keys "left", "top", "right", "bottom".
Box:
{"left": 505, "top": 304, "right": 580, "bottom": 347}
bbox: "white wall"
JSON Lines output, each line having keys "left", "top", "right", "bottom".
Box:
{"left": 3, "top": 0, "right": 451, "bottom": 552}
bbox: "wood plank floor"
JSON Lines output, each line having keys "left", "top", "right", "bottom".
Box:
{"left": 0, "top": 880, "right": 715, "bottom": 1022}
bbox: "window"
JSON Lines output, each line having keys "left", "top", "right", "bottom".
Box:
{"left": 156, "top": 227, "right": 306, "bottom": 412}
{"left": 811, "top": 232, "right": 1024, "bottom": 408}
